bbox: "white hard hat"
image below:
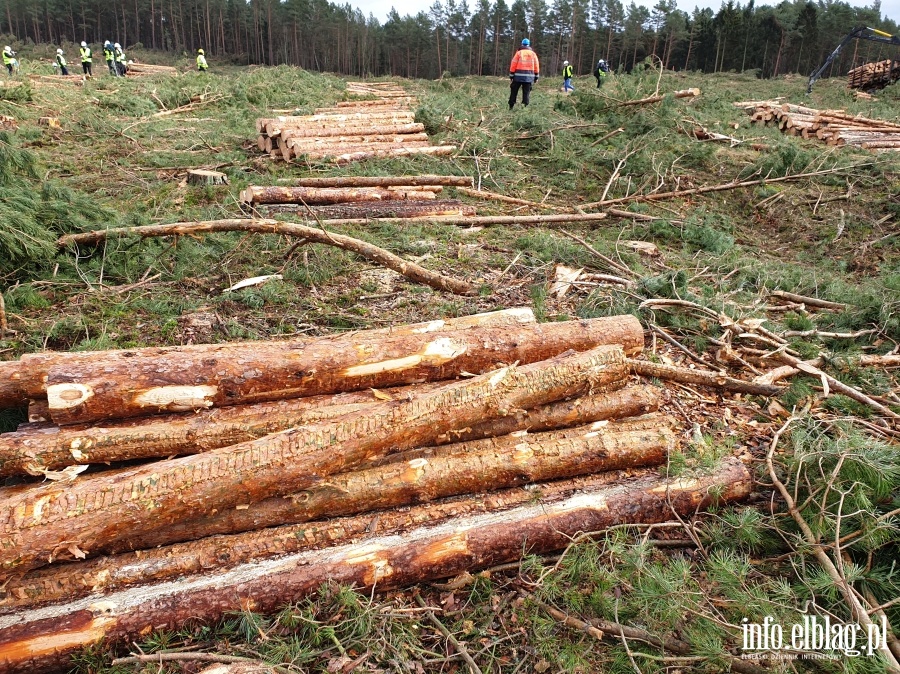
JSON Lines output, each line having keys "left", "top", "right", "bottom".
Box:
{"left": 3, "top": 46, "right": 9, "bottom": 51}
{"left": 81, "top": 41, "right": 87, "bottom": 47}
{"left": 57, "top": 48, "right": 63, "bottom": 54}
{"left": 563, "top": 60, "right": 569, "bottom": 65}
{"left": 114, "top": 43, "right": 121, "bottom": 48}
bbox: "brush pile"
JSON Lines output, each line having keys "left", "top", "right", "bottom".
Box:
{"left": 240, "top": 174, "right": 477, "bottom": 220}
{"left": 737, "top": 100, "right": 900, "bottom": 149}
{"left": 0, "top": 308, "right": 751, "bottom": 673}
{"left": 847, "top": 58, "right": 900, "bottom": 91}
{"left": 254, "top": 81, "right": 455, "bottom": 163}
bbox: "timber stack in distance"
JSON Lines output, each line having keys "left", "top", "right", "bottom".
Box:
{"left": 0, "top": 308, "right": 752, "bottom": 673}
{"left": 254, "top": 81, "right": 456, "bottom": 163}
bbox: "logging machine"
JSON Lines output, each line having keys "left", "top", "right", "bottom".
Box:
{"left": 807, "top": 26, "right": 900, "bottom": 93}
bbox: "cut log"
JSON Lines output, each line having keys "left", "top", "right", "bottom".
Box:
{"left": 1, "top": 414, "right": 673, "bottom": 607}
{"left": 0, "top": 345, "right": 629, "bottom": 577}
{"left": 187, "top": 170, "right": 228, "bottom": 186}
{"left": 285, "top": 133, "right": 430, "bottom": 149}
{"left": 629, "top": 359, "right": 781, "bottom": 396}
{"left": 240, "top": 186, "right": 437, "bottom": 205}
{"left": 99, "top": 386, "right": 660, "bottom": 550}
{"left": 278, "top": 123, "right": 426, "bottom": 139}
{"left": 4, "top": 308, "right": 535, "bottom": 407}
{"left": 293, "top": 141, "right": 433, "bottom": 160}
{"left": 43, "top": 316, "right": 640, "bottom": 424}
{"left": 258, "top": 200, "right": 476, "bottom": 219}
{"left": 279, "top": 175, "right": 474, "bottom": 188}
{"left": 0, "top": 362, "right": 26, "bottom": 409}
{"left": 328, "top": 145, "right": 457, "bottom": 164}
{"left": 0, "top": 458, "right": 751, "bottom": 674}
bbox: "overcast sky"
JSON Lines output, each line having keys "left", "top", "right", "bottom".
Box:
{"left": 351, "top": 0, "right": 896, "bottom": 26}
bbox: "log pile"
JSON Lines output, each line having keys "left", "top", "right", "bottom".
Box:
{"left": 847, "top": 59, "right": 900, "bottom": 91}
{"left": 253, "top": 81, "right": 455, "bottom": 163}
{"left": 0, "top": 309, "right": 752, "bottom": 672}
{"left": 241, "top": 174, "right": 477, "bottom": 221}
{"left": 737, "top": 100, "right": 900, "bottom": 150}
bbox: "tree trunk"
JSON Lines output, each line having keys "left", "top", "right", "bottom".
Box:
{"left": 186, "top": 170, "right": 228, "bottom": 186}
{"left": 0, "top": 362, "right": 26, "bottom": 409}
{"left": 2, "top": 414, "right": 673, "bottom": 609}
{"left": 285, "top": 133, "right": 430, "bottom": 149}
{"left": 43, "top": 316, "right": 641, "bottom": 424}
{"left": 240, "top": 186, "right": 438, "bottom": 205}
{"left": 5, "top": 308, "right": 536, "bottom": 407}
{"left": 0, "top": 345, "right": 629, "bottom": 577}
{"left": 288, "top": 142, "right": 432, "bottom": 161}
{"left": 258, "top": 200, "right": 476, "bottom": 219}
{"left": 0, "top": 459, "right": 751, "bottom": 673}
{"left": 326, "top": 146, "right": 456, "bottom": 164}
{"left": 275, "top": 123, "right": 426, "bottom": 139}
{"left": 628, "top": 359, "right": 781, "bottom": 396}
{"left": 278, "top": 175, "right": 473, "bottom": 188}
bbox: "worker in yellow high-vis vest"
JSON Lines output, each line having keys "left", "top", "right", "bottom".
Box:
{"left": 79, "top": 41, "right": 93, "bottom": 78}
{"left": 197, "top": 48, "right": 208, "bottom": 72}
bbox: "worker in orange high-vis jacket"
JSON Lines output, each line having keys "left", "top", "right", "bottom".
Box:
{"left": 508, "top": 38, "right": 539, "bottom": 109}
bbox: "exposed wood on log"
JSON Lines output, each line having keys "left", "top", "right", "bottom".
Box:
{"left": 2, "top": 308, "right": 535, "bottom": 408}
{"left": 285, "top": 133, "right": 430, "bottom": 148}
{"left": 43, "top": 315, "right": 639, "bottom": 423}
{"left": 59, "top": 218, "right": 476, "bottom": 302}
{"left": 187, "top": 170, "right": 228, "bottom": 186}
{"left": 0, "top": 345, "right": 630, "bottom": 577}
{"left": 258, "top": 200, "right": 476, "bottom": 219}
{"left": 239, "top": 186, "right": 438, "bottom": 205}
{"left": 0, "top": 362, "right": 26, "bottom": 409}
{"left": 628, "top": 359, "right": 782, "bottom": 396}
{"left": 1, "top": 414, "right": 673, "bottom": 607}
{"left": 0, "top": 458, "right": 750, "bottom": 674}
{"left": 325, "top": 145, "right": 457, "bottom": 164}
{"left": 278, "top": 175, "right": 474, "bottom": 188}
{"left": 278, "top": 123, "right": 426, "bottom": 139}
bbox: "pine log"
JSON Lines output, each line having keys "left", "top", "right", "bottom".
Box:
{"left": 334, "top": 99, "right": 417, "bottom": 107}
{"left": 0, "top": 458, "right": 751, "bottom": 674}
{"left": 285, "top": 133, "right": 430, "bottom": 149}
{"left": 328, "top": 145, "right": 456, "bottom": 164}
{"left": 278, "top": 123, "right": 426, "bottom": 139}
{"left": 0, "top": 345, "right": 628, "bottom": 577}
{"left": 456, "top": 187, "right": 571, "bottom": 211}
{"left": 43, "top": 317, "right": 640, "bottom": 424}
{"left": 186, "top": 170, "right": 228, "bottom": 186}
{"left": 240, "top": 186, "right": 437, "bottom": 205}
{"left": 3, "top": 308, "right": 535, "bottom": 408}
{"left": 60, "top": 218, "right": 477, "bottom": 300}
{"left": 27, "top": 400, "right": 49, "bottom": 423}
{"left": 280, "top": 175, "right": 474, "bottom": 188}
{"left": 258, "top": 200, "right": 475, "bottom": 219}
{"left": 628, "top": 359, "right": 781, "bottom": 396}
{"left": 1, "top": 414, "right": 673, "bottom": 608}
{"left": 294, "top": 142, "right": 433, "bottom": 160}
{"left": 99, "top": 385, "right": 658, "bottom": 551}
{"left": 0, "top": 362, "right": 26, "bottom": 409}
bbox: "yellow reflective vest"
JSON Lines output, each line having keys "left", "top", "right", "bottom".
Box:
{"left": 80, "top": 46, "right": 92, "bottom": 62}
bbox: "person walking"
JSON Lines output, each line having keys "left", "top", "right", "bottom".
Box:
{"left": 562, "top": 60, "right": 574, "bottom": 92}
{"left": 508, "top": 38, "right": 540, "bottom": 109}
{"left": 103, "top": 41, "right": 116, "bottom": 75}
{"left": 594, "top": 59, "right": 610, "bottom": 88}
{"left": 79, "top": 41, "right": 93, "bottom": 78}
{"left": 55, "top": 48, "right": 69, "bottom": 75}
{"left": 114, "top": 43, "right": 127, "bottom": 76}
{"left": 196, "top": 48, "right": 208, "bottom": 72}
{"left": 2, "top": 46, "right": 16, "bottom": 76}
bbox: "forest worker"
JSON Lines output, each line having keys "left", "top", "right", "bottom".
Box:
{"left": 103, "top": 41, "right": 116, "bottom": 75}
{"left": 594, "top": 58, "right": 610, "bottom": 88}
{"left": 79, "top": 41, "right": 92, "bottom": 78}
{"left": 2, "top": 46, "right": 16, "bottom": 76}
{"left": 562, "top": 59, "right": 574, "bottom": 92}
{"left": 196, "top": 48, "right": 208, "bottom": 72}
{"left": 114, "top": 43, "right": 126, "bottom": 76}
{"left": 508, "top": 38, "right": 539, "bottom": 110}
{"left": 54, "top": 48, "right": 69, "bottom": 75}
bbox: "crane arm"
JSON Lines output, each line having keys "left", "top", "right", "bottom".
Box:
{"left": 806, "top": 26, "right": 900, "bottom": 93}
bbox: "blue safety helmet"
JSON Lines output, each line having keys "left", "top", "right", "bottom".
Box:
{"left": 521, "top": 38, "right": 530, "bottom": 46}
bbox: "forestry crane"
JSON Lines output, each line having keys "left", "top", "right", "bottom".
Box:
{"left": 807, "top": 26, "right": 900, "bottom": 93}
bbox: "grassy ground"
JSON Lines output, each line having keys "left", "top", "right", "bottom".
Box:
{"left": 1, "top": 57, "right": 899, "bottom": 672}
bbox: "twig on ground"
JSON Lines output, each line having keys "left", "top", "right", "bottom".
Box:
{"left": 769, "top": 290, "right": 846, "bottom": 311}
{"left": 415, "top": 594, "right": 483, "bottom": 674}
{"left": 111, "top": 652, "right": 287, "bottom": 672}
{"left": 559, "top": 229, "right": 636, "bottom": 277}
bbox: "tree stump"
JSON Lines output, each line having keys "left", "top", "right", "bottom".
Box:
{"left": 38, "top": 117, "right": 60, "bottom": 129}
{"left": 187, "top": 169, "right": 228, "bottom": 186}
{"left": 0, "top": 115, "right": 16, "bottom": 130}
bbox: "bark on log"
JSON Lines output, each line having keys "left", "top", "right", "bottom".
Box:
{"left": 278, "top": 123, "right": 426, "bottom": 139}
{"left": 43, "top": 316, "right": 640, "bottom": 424}
{"left": 291, "top": 142, "right": 432, "bottom": 159}
{"left": 629, "top": 359, "right": 782, "bottom": 396}
{"left": 60, "top": 218, "right": 476, "bottom": 302}
{"left": 1, "top": 414, "right": 673, "bottom": 608}
{"left": 280, "top": 175, "right": 474, "bottom": 188}
{"left": 5, "top": 307, "right": 535, "bottom": 407}
{"left": 285, "top": 133, "right": 430, "bottom": 148}
{"left": 240, "top": 186, "right": 435, "bottom": 205}
{"left": 327, "top": 145, "right": 456, "bottom": 164}
{"left": 0, "top": 345, "right": 629, "bottom": 577}
{"left": 102, "top": 393, "right": 661, "bottom": 551}
{"left": 258, "top": 200, "right": 476, "bottom": 219}
{"left": 0, "top": 458, "right": 751, "bottom": 674}
{"left": 0, "top": 362, "right": 26, "bottom": 409}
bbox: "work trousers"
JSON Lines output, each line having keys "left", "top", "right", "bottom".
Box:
{"left": 82, "top": 62, "right": 92, "bottom": 76}
{"left": 509, "top": 80, "right": 533, "bottom": 109}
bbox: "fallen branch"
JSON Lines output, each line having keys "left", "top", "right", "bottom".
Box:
{"left": 152, "top": 94, "right": 225, "bottom": 118}
{"left": 616, "top": 88, "right": 700, "bottom": 107}
{"left": 629, "top": 359, "right": 782, "bottom": 396}
{"left": 455, "top": 187, "right": 571, "bottom": 212}
{"left": 769, "top": 290, "right": 846, "bottom": 311}
{"left": 416, "top": 595, "right": 484, "bottom": 674}
{"left": 559, "top": 229, "right": 636, "bottom": 277}
{"left": 57, "top": 218, "right": 475, "bottom": 296}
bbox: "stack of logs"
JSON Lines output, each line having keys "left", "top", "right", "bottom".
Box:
{"left": 254, "top": 81, "right": 456, "bottom": 164}
{"left": 241, "top": 174, "right": 477, "bottom": 220}
{"left": 126, "top": 62, "right": 179, "bottom": 77}
{"left": 737, "top": 100, "right": 900, "bottom": 150}
{"left": 847, "top": 58, "right": 900, "bottom": 91}
{"left": 0, "top": 309, "right": 751, "bottom": 673}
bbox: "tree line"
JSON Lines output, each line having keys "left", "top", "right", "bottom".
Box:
{"left": 1, "top": 0, "right": 897, "bottom": 81}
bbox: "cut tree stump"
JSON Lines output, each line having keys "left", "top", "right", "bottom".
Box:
{"left": 0, "top": 458, "right": 751, "bottom": 674}
{"left": 37, "top": 117, "right": 60, "bottom": 128}
{"left": 187, "top": 170, "right": 228, "bottom": 186}
{"left": 0, "top": 345, "right": 629, "bottom": 577}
